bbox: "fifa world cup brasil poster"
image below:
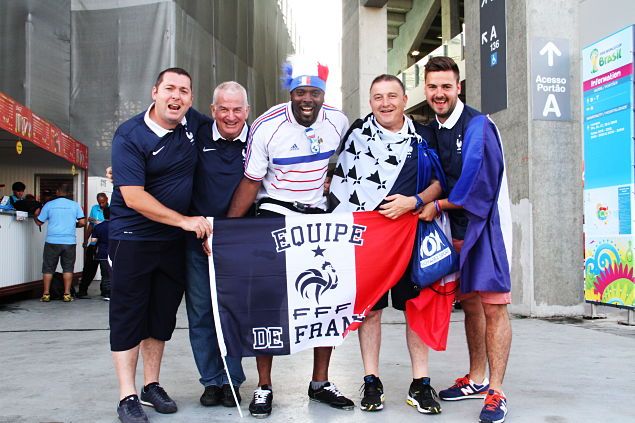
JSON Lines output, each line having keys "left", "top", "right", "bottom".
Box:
{"left": 582, "top": 25, "right": 635, "bottom": 309}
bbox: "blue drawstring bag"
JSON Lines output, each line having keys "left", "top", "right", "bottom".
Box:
{"left": 411, "top": 214, "right": 459, "bottom": 289}
{"left": 410, "top": 139, "right": 458, "bottom": 289}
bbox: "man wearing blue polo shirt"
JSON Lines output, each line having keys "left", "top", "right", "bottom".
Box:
{"left": 109, "top": 67, "right": 212, "bottom": 423}
{"left": 185, "top": 81, "right": 251, "bottom": 409}
{"left": 421, "top": 56, "right": 512, "bottom": 423}
{"left": 35, "top": 183, "right": 85, "bottom": 303}
{"left": 78, "top": 192, "right": 109, "bottom": 298}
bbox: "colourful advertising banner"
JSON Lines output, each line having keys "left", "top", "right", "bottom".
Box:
{"left": 0, "top": 92, "right": 88, "bottom": 169}
{"left": 582, "top": 26, "right": 635, "bottom": 309}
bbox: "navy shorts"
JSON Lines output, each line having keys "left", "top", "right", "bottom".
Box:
{"left": 109, "top": 238, "right": 186, "bottom": 352}
{"left": 372, "top": 265, "right": 418, "bottom": 311}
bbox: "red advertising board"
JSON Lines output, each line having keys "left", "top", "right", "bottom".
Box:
{"left": 0, "top": 92, "right": 88, "bottom": 169}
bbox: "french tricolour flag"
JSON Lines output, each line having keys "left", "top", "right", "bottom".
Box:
{"left": 207, "top": 212, "right": 417, "bottom": 357}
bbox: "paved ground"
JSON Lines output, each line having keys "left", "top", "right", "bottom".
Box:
{"left": 0, "top": 285, "right": 633, "bottom": 423}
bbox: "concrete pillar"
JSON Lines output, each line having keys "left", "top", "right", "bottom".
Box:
{"left": 465, "top": 0, "right": 584, "bottom": 316}
{"left": 342, "top": 0, "right": 387, "bottom": 120}
{"left": 441, "top": 0, "right": 460, "bottom": 43}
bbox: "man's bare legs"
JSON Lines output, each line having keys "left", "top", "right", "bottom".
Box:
{"left": 112, "top": 338, "right": 165, "bottom": 400}
{"left": 255, "top": 355, "right": 273, "bottom": 386}
{"left": 62, "top": 271, "right": 73, "bottom": 295}
{"left": 42, "top": 273, "right": 52, "bottom": 295}
{"left": 461, "top": 295, "right": 488, "bottom": 384}
{"left": 255, "top": 345, "right": 332, "bottom": 386}
{"left": 482, "top": 303, "right": 511, "bottom": 391}
{"left": 457, "top": 295, "right": 511, "bottom": 390}
{"left": 312, "top": 346, "right": 331, "bottom": 381}
{"left": 405, "top": 312, "right": 429, "bottom": 378}
{"left": 141, "top": 338, "right": 165, "bottom": 387}
{"left": 359, "top": 310, "right": 382, "bottom": 376}
{"left": 113, "top": 346, "right": 141, "bottom": 400}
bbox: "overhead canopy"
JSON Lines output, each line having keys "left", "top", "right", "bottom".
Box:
{"left": 0, "top": 91, "right": 88, "bottom": 169}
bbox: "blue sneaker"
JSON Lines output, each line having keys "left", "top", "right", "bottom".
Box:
{"left": 439, "top": 374, "right": 489, "bottom": 401}
{"left": 479, "top": 389, "right": 508, "bottom": 423}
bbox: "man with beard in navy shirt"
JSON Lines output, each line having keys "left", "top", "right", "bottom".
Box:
{"left": 109, "top": 67, "right": 212, "bottom": 423}
{"left": 421, "top": 57, "right": 512, "bottom": 423}
{"left": 185, "top": 81, "right": 251, "bottom": 409}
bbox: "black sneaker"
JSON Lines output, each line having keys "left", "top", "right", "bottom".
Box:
{"left": 249, "top": 385, "right": 273, "bottom": 418}
{"left": 406, "top": 377, "right": 442, "bottom": 414}
{"left": 308, "top": 382, "right": 354, "bottom": 410}
{"left": 200, "top": 385, "right": 222, "bottom": 406}
{"left": 117, "top": 395, "right": 149, "bottom": 423}
{"left": 360, "top": 374, "right": 384, "bottom": 411}
{"left": 222, "top": 384, "right": 241, "bottom": 407}
{"left": 76, "top": 290, "right": 89, "bottom": 299}
{"left": 139, "top": 382, "right": 177, "bottom": 414}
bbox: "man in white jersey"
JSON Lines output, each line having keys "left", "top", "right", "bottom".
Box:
{"left": 227, "top": 56, "right": 353, "bottom": 418}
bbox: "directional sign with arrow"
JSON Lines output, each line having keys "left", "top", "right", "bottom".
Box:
{"left": 539, "top": 41, "right": 562, "bottom": 67}
{"left": 531, "top": 37, "right": 571, "bottom": 121}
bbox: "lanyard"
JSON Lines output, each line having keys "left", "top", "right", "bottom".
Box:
{"left": 305, "top": 127, "right": 320, "bottom": 154}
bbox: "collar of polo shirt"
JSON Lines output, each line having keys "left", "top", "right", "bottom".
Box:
{"left": 436, "top": 99, "right": 464, "bottom": 130}
{"left": 212, "top": 121, "right": 248, "bottom": 143}
{"left": 144, "top": 103, "right": 188, "bottom": 137}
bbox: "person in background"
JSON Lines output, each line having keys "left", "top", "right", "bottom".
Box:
{"left": 78, "top": 192, "right": 110, "bottom": 298}
{"left": 90, "top": 206, "right": 111, "bottom": 300}
{"left": 34, "top": 183, "right": 85, "bottom": 303}
{"left": 12, "top": 193, "right": 42, "bottom": 216}
{"left": 9, "top": 181, "right": 26, "bottom": 206}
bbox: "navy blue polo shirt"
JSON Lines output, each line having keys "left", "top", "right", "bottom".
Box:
{"left": 428, "top": 101, "right": 482, "bottom": 240}
{"left": 110, "top": 107, "right": 209, "bottom": 241}
{"left": 189, "top": 121, "right": 248, "bottom": 217}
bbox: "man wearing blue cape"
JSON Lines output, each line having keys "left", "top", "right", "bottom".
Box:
{"left": 420, "top": 57, "right": 513, "bottom": 423}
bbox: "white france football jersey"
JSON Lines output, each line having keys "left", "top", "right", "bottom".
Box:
{"left": 244, "top": 102, "right": 349, "bottom": 210}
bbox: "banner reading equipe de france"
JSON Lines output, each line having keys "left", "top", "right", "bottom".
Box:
{"left": 208, "top": 212, "right": 417, "bottom": 357}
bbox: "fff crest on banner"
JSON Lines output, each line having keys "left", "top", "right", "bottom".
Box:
{"left": 209, "top": 211, "right": 418, "bottom": 358}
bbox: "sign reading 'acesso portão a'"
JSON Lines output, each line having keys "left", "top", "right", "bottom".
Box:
{"left": 531, "top": 37, "right": 571, "bottom": 121}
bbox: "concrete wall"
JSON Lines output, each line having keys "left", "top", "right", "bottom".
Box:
{"left": 466, "top": 0, "right": 584, "bottom": 316}
{"left": 341, "top": 0, "right": 387, "bottom": 121}
{"left": 579, "top": 0, "right": 634, "bottom": 46}
{"left": 465, "top": 0, "right": 635, "bottom": 316}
